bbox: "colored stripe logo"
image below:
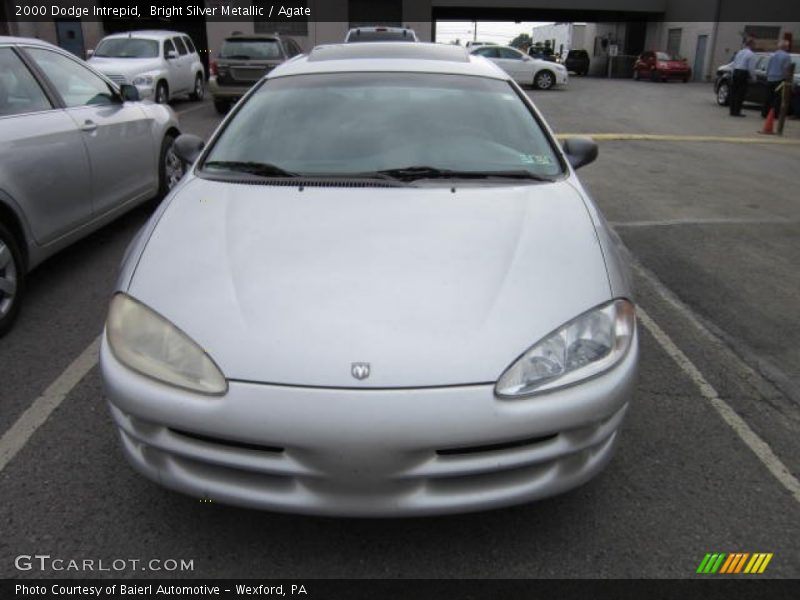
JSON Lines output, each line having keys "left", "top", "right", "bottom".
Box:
{"left": 696, "top": 553, "right": 773, "bottom": 574}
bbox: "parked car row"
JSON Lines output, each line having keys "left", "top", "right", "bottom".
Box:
{"left": 0, "top": 36, "right": 183, "bottom": 335}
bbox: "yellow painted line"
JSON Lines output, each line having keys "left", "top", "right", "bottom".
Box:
{"left": 556, "top": 133, "right": 800, "bottom": 145}
{"left": 758, "top": 553, "right": 774, "bottom": 573}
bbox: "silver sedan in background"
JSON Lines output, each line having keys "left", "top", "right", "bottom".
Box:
{"left": 101, "top": 43, "right": 637, "bottom": 516}
{"left": 0, "top": 37, "right": 182, "bottom": 335}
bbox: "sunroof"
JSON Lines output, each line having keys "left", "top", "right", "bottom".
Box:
{"left": 308, "top": 43, "right": 470, "bottom": 63}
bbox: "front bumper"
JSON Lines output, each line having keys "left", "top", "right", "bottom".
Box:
{"left": 100, "top": 330, "right": 638, "bottom": 516}
{"left": 556, "top": 71, "right": 569, "bottom": 86}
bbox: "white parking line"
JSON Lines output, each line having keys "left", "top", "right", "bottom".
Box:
{"left": 0, "top": 336, "right": 100, "bottom": 473}
{"left": 638, "top": 308, "right": 800, "bottom": 505}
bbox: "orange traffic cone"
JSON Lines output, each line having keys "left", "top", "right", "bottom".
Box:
{"left": 760, "top": 108, "right": 775, "bottom": 135}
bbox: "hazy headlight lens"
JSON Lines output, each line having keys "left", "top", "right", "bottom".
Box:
{"left": 132, "top": 75, "right": 154, "bottom": 86}
{"left": 496, "top": 299, "right": 635, "bottom": 397}
{"left": 106, "top": 294, "right": 227, "bottom": 395}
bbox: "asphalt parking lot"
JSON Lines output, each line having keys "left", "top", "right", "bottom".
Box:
{"left": 1, "top": 77, "right": 799, "bottom": 579}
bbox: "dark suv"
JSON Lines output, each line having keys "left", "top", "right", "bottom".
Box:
{"left": 209, "top": 33, "right": 303, "bottom": 113}
{"left": 564, "top": 49, "right": 590, "bottom": 76}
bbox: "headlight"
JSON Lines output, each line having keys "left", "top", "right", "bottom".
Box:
{"left": 495, "top": 299, "right": 635, "bottom": 398}
{"left": 106, "top": 293, "right": 227, "bottom": 395}
{"left": 132, "top": 74, "right": 155, "bottom": 86}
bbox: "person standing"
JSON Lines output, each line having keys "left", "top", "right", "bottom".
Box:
{"left": 730, "top": 38, "right": 756, "bottom": 117}
{"left": 763, "top": 40, "right": 792, "bottom": 118}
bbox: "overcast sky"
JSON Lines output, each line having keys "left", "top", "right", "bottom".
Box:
{"left": 435, "top": 21, "right": 553, "bottom": 45}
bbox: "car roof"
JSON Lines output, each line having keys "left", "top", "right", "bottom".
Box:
{"left": 224, "top": 33, "right": 283, "bottom": 41}
{"left": 269, "top": 42, "right": 508, "bottom": 80}
{"left": 0, "top": 36, "right": 59, "bottom": 48}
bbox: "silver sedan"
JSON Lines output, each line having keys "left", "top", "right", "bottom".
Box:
{"left": 0, "top": 37, "right": 182, "bottom": 335}
{"left": 101, "top": 43, "right": 638, "bottom": 516}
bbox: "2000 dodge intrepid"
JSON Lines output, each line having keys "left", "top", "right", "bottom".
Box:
{"left": 101, "top": 43, "right": 638, "bottom": 516}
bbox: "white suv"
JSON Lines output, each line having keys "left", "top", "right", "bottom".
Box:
{"left": 89, "top": 30, "right": 205, "bottom": 104}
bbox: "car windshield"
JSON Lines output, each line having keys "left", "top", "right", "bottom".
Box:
{"left": 201, "top": 73, "right": 563, "bottom": 181}
{"left": 95, "top": 38, "right": 159, "bottom": 58}
{"left": 656, "top": 52, "right": 680, "bottom": 61}
{"left": 220, "top": 39, "right": 282, "bottom": 60}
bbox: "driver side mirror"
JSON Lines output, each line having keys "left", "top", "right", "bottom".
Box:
{"left": 166, "top": 50, "right": 178, "bottom": 60}
{"left": 119, "top": 84, "right": 140, "bottom": 102}
{"left": 173, "top": 134, "right": 206, "bottom": 165}
{"left": 561, "top": 136, "right": 598, "bottom": 170}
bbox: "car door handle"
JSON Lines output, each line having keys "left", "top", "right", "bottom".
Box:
{"left": 81, "top": 120, "right": 97, "bottom": 132}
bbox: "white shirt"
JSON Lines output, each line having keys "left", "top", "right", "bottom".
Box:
{"left": 732, "top": 47, "right": 756, "bottom": 77}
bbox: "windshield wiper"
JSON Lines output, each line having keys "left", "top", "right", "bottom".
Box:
{"left": 374, "top": 166, "right": 554, "bottom": 183}
{"left": 203, "top": 161, "right": 299, "bottom": 178}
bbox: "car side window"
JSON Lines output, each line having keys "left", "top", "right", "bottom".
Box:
{"left": 182, "top": 36, "right": 196, "bottom": 54}
{"left": 26, "top": 47, "right": 116, "bottom": 108}
{"left": 164, "top": 39, "right": 176, "bottom": 58}
{"left": 0, "top": 48, "right": 53, "bottom": 117}
{"left": 475, "top": 47, "right": 499, "bottom": 58}
{"left": 173, "top": 37, "right": 188, "bottom": 56}
{"left": 498, "top": 48, "right": 522, "bottom": 60}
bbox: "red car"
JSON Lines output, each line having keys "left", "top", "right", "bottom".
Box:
{"left": 634, "top": 51, "right": 691, "bottom": 82}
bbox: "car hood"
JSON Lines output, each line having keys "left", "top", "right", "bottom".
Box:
{"left": 127, "top": 177, "right": 612, "bottom": 388}
{"left": 88, "top": 57, "right": 163, "bottom": 77}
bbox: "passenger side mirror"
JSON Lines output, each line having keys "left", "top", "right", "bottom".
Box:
{"left": 173, "top": 134, "right": 206, "bottom": 165}
{"left": 561, "top": 136, "right": 598, "bottom": 170}
{"left": 119, "top": 84, "right": 140, "bottom": 102}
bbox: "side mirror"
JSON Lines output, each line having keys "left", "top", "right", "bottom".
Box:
{"left": 562, "top": 136, "right": 598, "bottom": 170}
{"left": 166, "top": 50, "right": 178, "bottom": 60}
{"left": 87, "top": 49, "right": 94, "bottom": 57}
{"left": 173, "top": 134, "right": 205, "bottom": 165}
{"left": 119, "top": 84, "right": 140, "bottom": 102}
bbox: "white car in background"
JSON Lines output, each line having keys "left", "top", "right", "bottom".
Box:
{"left": 471, "top": 45, "right": 568, "bottom": 90}
{"left": 89, "top": 30, "right": 205, "bottom": 104}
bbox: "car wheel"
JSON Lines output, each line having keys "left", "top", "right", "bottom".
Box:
{"left": 158, "top": 133, "right": 185, "bottom": 198}
{"left": 0, "top": 222, "right": 24, "bottom": 337}
{"left": 214, "top": 98, "right": 230, "bottom": 114}
{"left": 716, "top": 81, "right": 730, "bottom": 106}
{"left": 155, "top": 81, "right": 169, "bottom": 104}
{"left": 190, "top": 74, "right": 204, "bottom": 101}
{"left": 534, "top": 70, "right": 555, "bottom": 90}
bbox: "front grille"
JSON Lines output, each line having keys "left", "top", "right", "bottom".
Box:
{"left": 169, "top": 428, "right": 284, "bottom": 454}
{"left": 436, "top": 433, "right": 558, "bottom": 456}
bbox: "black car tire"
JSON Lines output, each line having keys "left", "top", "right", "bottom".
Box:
{"left": 0, "top": 221, "right": 24, "bottom": 338}
{"left": 214, "top": 98, "right": 231, "bottom": 114}
{"left": 158, "top": 132, "right": 185, "bottom": 199}
{"left": 189, "top": 74, "right": 204, "bottom": 101}
{"left": 155, "top": 80, "right": 169, "bottom": 104}
{"left": 716, "top": 81, "right": 730, "bottom": 106}
{"left": 533, "top": 70, "right": 555, "bottom": 90}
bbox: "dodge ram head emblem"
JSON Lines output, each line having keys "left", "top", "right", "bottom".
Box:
{"left": 351, "top": 362, "right": 371, "bottom": 380}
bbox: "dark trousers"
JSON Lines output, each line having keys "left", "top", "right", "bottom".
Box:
{"left": 730, "top": 69, "right": 749, "bottom": 115}
{"left": 763, "top": 81, "right": 781, "bottom": 117}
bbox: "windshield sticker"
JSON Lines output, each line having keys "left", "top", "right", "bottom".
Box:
{"left": 520, "top": 154, "right": 553, "bottom": 165}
